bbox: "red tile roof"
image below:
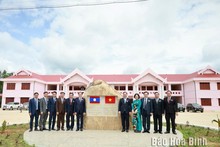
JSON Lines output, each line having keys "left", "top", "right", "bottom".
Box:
{"left": 88, "top": 74, "right": 138, "bottom": 82}
{"left": 5, "top": 70, "right": 220, "bottom": 83}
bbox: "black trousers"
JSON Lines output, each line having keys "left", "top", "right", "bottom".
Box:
{"left": 121, "top": 112, "right": 129, "bottom": 130}
{"left": 30, "top": 112, "right": 39, "bottom": 130}
{"left": 66, "top": 112, "right": 74, "bottom": 129}
{"left": 76, "top": 113, "right": 84, "bottom": 129}
{"left": 142, "top": 114, "right": 151, "bottom": 131}
{"left": 165, "top": 113, "right": 176, "bottom": 133}
{"left": 49, "top": 112, "right": 56, "bottom": 129}
{"left": 153, "top": 114, "right": 162, "bottom": 132}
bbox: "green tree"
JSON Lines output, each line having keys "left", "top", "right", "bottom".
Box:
{"left": 0, "top": 70, "right": 13, "bottom": 93}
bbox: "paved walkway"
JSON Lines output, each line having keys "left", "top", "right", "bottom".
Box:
{"left": 24, "top": 125, "right": 183, "bottom": 147}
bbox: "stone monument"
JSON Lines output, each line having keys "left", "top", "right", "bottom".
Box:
{"left": 83, "top": 80, "right": 122, "bottom": 130}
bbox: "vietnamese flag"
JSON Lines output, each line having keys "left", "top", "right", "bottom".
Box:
{"left": 90, "top": 96, "right": 100, "bottom": 104}
{"left": 105, "top": 96, "right": 115, "bottom": 104}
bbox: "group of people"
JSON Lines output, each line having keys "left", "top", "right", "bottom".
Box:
{"left": 29, "top": 91, "right": 86, "bottom": 132}
{"left": 29, "top": 90, "right": 177, "bottom": 134}
{"left": 118, "top": 90, "right": 178, "bottom": 134}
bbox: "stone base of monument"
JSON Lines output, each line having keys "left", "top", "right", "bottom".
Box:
{"left": 84, "top": 116, "right": 133, "bottom": 130}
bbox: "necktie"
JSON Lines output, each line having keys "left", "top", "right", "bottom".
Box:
{"left": 144, "top": 98, "right": 147, "bottom": 110}
{"left": 45, "top": 98, "right": 47, "bottom": 109}
{"left": 70, "top": 99, "right": 72, "bottom": 105}
{"left": 35, "top": 98, "right": 38, "bottom": 110}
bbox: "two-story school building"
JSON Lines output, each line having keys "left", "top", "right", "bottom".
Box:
{"left": 1, "top": 65, "right": 220, "bottom": 110}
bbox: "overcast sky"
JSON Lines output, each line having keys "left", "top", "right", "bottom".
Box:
{"left": 0, "top": 0, "right": 220, "bottom": 75}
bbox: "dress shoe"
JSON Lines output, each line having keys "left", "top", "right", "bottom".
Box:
{"left": 173, "top": 132, "right": 177, "bottom": 135}
{"left": 164, "top": 131, "right": 170, "bottom": 134}
{"left": 57, "top": 129, "right": 60, "bottom": 131}
{"left": 153, "top": 131, "right": 158, "bottom": 133}
{"left": 146, "top": 130, "right": 150, "bottom": 133}
{"left": 29, "top": 129, "right": 32, "bottom": 132}
{"left": 121, "top": 129, "right": 125, "bottom": 132}
{"left": 62, "top": 128, "right": 65, "bottom": 131}
{"left": 142, "top": 130, "right": 147, "bottom": 133}
{"left": 126, "top": 130, "right": 129, "bottom": 132}
{"left": 76, "top": 129, "right": 79, "bottom": 131}
{"left": 40, "top": 129, "right": 43, "bottom": 131}
{"left": 71, "top": 128, "right": 73, "bottom": 131}
{"left": 80, "top": 129, "right": 83, "bottom": 131}
{"left": 159, "top": 132, "right": 163, "bottom": 134}
{"left": 43, "top": 128, "right": 48, "bottom": 130}
{"left": 34, "top": 128, "right": 39, "bottom": 131}
{"left": 52, "top": 128, "right": 55, "bottom": 131}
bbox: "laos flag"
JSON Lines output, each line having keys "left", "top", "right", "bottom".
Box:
{"left": 90, "top": 96, "right": 100, "bottom": 104}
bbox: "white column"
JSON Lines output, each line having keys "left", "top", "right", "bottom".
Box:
{"left": 57, "top": 84, "right": 59, "bottom": 94}
{"left": 160, "top": 84, "right": 164, "bottom": 99}
{"left": 45, "top": 84, "right": 48, "bottom": 91}
{"left": 168, "top": 84, "right": 171, "bottom": 91}
{"left": 125, "top": 84, "right": 128, "bottom": 92}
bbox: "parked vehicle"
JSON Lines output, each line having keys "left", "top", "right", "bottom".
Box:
{"left": 177, "top": 103, "right": 185, "bottom": 112}
{"left": 22, "top": 102, "right": 29, "bottom": 110}
{"left": 2, "top": 102, "right": 20, "bottom": 110}
{"left": 186, "top": 103, "right": 204, "bottom": 113}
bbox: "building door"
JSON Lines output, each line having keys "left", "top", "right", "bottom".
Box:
{"left": 5, "top": 97, "right": 14, "bottom": 104}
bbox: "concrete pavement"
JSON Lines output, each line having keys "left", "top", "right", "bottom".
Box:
{"left": 24, "top": 126, "right": 183, "bottom": 147}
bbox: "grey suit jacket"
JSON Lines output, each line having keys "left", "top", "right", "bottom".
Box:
{"left": 40, "top": 97, "right": 48, "bottom": 113}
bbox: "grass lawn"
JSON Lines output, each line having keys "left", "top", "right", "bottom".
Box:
{"left": 177, "top": 124, "right": 220, "bottom": 147}
{"left": 0, "top": 123, "right": 32, "bottom": 147}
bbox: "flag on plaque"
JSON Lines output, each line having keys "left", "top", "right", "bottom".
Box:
{"left": 105, "top": 96, "right": 116, "bottom": 104}
{"left": 89, "top": 96, "right": 100, "bottom": 104}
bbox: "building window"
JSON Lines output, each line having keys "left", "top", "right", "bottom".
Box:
{"left": 154, "top": 86, "right": 158, "bottom": 91}
{"left": 164, "top": 86, "right": 167, "bottom": 91}
{"left": 6, "top": 83, "right": 15, "bottom": 90}
{"left": 20, "top": 97, "right": 29, "bottom": 104}
{"left": 120, "top": 86, "right": 126, "bottom": 91}
{"left": 147, "top": 86, "right": 153, "bottom": 90}
{"left": 171, "top": 84, "right": 182, "bottom": 90}
{"left": 201, "top": 98, "right": 212, "bottom": 106}
{"left": 128, "top": 86, "right": 133, "bottom": 91}
{"left": 141, "top": 86, "right": 146, "bottom": 90}
{"left": 69, "top": 86, "right": 73, "bottom": 91}
{"left": 218, "top": 99, "right": 220, "bottom": 106}
{"left": 217, "top": 83, "right": 220, "bottom": 90}
{"left": 200, "top": 82, "right": 210, "bottom": 90}
{"left": 21, "top": 83, "right": 30, "bottom": 90}
{"left": 48, "top": 84, "right": 57, "bottom": 90}
{"left": 114, "top": 86, "right": 119, "bottom": 90}
{"left": 5, "top": 97, "right": 14, "bottom": 104}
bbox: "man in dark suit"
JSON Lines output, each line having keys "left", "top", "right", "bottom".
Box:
{"left": 39, "top": 91, "right": 49, "bottom": 131}
{"left": 29, "top": 92, "right": 40, "bottom": 132}
{"left": 118, "top": 91, "right": 132, "bottom": 132}
{"left": 65, "top": 92, "right": 75, "bottom": 131}
{"left": 48, "top": 91, "right": 57, "bottom": 131}
{"left": 152, "top": 92, "right": 164, "bottom": 134}
{"left": 164, "top": 90, "right": 178, "bottom": 135}
{"left": 56, "top": 92, "right": 66, "bottom": 131}
{"left": 141, "top": 91, "right": 153, "bottom": 133}
{"left": 74, "top": 92, "right": 86, "bottom": 131}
